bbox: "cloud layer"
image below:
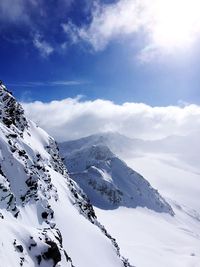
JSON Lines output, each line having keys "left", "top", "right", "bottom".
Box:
{"left": 22, "top": 98, "right": 200, "bottom": 141}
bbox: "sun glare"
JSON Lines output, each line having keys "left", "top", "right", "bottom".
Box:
{"left": 149, "top": 0, "right": 200, "bottom": 50}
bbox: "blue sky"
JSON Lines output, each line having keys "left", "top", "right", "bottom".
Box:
{"left": 1, "top": 0, "right": 200, "bottom": 106}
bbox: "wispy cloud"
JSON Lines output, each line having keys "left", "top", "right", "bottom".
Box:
{"left": 7, "top": 80, "right": 88, "bottom": 87}
{"left": 33, "top": 34, "right": 54, "bottom": 57}
{"left": 51, "top": 80, "right": 86, "bottom": 86}
{"left": 0, "top": 0, "right": 74, "bottom": 55}
{"left": 62, "top": 21, "right": 81, "bottom": 45}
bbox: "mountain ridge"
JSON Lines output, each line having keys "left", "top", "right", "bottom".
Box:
{"left": 59, "top": 139, "right": 174, "bottom": 215}
{"left": 0, "top": 82, "right": 133, "bottom": 267}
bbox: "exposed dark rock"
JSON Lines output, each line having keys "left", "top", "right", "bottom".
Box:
{"left": 41, "top": 211, "right": 49, "bottom": 219}
{"left": 43, "top": 240, "right": 61, "bottom": 267}
{"left": 36, "top": 255, "right": 42, "bottom": 265}
{"left": 16, "top": 245, "right": 24, "bottom": 253}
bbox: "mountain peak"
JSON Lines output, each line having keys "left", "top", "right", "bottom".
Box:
{"left": 60, "top": 140, "right": 174, "bottom": 215}
{"left": 0, "top": 82, "right": 28, "bottom": 132}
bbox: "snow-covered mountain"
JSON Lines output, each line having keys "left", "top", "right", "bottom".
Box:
{"left": 59, "top": 132, "right": 142, "bottom": 159}
{"left": 59, "top": 131, "right": 200, "bottom": 174}
{"left": 59, "top": 133, "right": 200, "bottom": 267}
{"left": 0, "top": 83, "right": 133, "bottom": 267}
{"left": 59, "top": 138, "right": 173, "bottom": 214}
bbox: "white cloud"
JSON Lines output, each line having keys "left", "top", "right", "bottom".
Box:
{"left": 22, "top": 97, "right": 200, "bottom": 142}
{"left": 33, "top": 34, "right": 54, "bottom": 57}
{"left": 77, "top": 0, "right": 145, "bottom": 51}
{"left": 63, "top": 0, "right": 200, "bottom": 58}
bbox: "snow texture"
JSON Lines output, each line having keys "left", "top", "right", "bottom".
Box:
{"left": 59, "top": 138, "right": 173, "bottom": 214}
{"left": 60, "top": 132, "right": 200, "bottom": 267}
{"left": 0, "top": 83, "right": 133, "bottom": 267}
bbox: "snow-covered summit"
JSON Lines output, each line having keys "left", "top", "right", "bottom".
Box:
{"left": 0, "top": 83, "right": 133, "bottom": 267}
{"left": 59, "top": 132, "right": 138, "bottom": 157}
{"left": 59, "top": 140, "right": 174, "bottom": 215}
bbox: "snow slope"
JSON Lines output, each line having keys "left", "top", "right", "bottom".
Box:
{"left": 96, "top": 154, "right": 200, "bottom": 267}
{"left": 59, "top": 142, "right": 173, "bottom": 214}
{"left": 59, "top": 132, "right": 200, "bottom": 267}
{"left": 0, "top": 84, "right": 133, "bottom": 267}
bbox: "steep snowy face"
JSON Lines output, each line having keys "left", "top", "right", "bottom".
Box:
{"left": 0, "top": 83, "right": 133, "bottom": 267}
{"left": 59, "top": 142, "right": 174, "bottom": 215}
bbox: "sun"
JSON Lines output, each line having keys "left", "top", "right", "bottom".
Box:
{"left": 148, "top": 0, "right": 200, "bottom": 50}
